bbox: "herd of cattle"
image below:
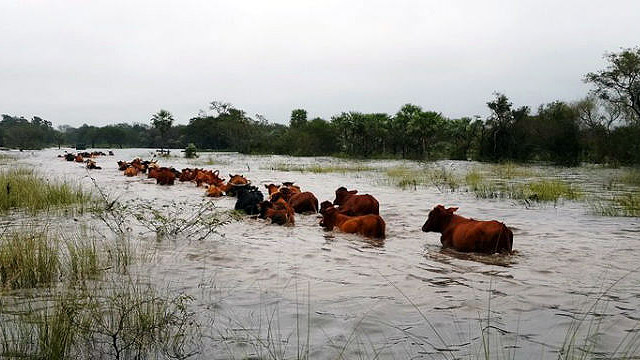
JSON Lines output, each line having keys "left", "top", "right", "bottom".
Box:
{"left": 59, "top": 151, "right": 514, "bottom": 254}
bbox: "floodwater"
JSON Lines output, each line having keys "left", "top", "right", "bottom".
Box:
{"left": 13, "top": 148, "right": 640, "bottom": 359}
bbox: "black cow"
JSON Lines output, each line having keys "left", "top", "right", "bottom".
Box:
{"left": 234, "top": 185, "right": 264, "bottom": 215}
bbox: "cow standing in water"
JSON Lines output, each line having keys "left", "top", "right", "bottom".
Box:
{"left": 421, "top": 205, "right": 513, "bottom": 254}
{"left": 319, "top": 201, "right": 385, "bottom": 239}
{"left": 333, "top": 187, "right": 379, "bottom": 216}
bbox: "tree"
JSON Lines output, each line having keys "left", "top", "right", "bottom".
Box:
{"left": 151, "top": 109, "right": 174, "bottom": 149}
{"left": 290, "top": 109, "right": 308, "bottom": 128}
{"left": 585, "top": 46, "right": 640, "bottom": 124}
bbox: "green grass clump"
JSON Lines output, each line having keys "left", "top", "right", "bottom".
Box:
{"left": 522, "top": 180, "right": 582, "bottom": 202}
{"left": 385, "top": 166, "right": 460, "bottom": 191}
{"left": 0, "top": 231, "right": 59, "bottom": 290}
{"left": 591, "top": 192, "right": 640, "bottom": 217}
{"left": 0, "top": 168, "right": 95, "bottom": 215}
{"left": 64, "top": 236, "right": 101, "bottom": 282}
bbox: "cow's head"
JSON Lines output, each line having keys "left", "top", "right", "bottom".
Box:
{"left": 422, "top": 205, "right": 458, "bottom": 232}
{"left": 333, "top": 187, "right": 358, "bottom": 206}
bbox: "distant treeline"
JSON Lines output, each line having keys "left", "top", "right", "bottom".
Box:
{"left": 2, "top": 46, "right": 639, "bottom": 165}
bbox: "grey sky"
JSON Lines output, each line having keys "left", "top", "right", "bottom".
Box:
{"left": 1, "top": 0, "right": 639, "bottom": 128}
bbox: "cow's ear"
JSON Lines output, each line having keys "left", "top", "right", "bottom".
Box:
{"left": 349, "top": 190, "right": 358, "bottom": 195}
{"left": 229, "top": 173, "right": 233, "bottom": 178}
{"left": 447, "top": 207, "right": 459, "bottom": 214}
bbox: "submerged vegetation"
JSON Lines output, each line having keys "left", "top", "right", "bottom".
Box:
{"left": 0, "top": 168, "right": 95, "bottom": 215}
{"left": 267, "top": 162, "right": 376, "bottom": 173}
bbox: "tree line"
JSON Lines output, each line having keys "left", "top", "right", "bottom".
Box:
{"left": 2, "top": 46, "right": 639, "bottom": 165}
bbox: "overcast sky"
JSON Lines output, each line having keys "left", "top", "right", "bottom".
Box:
{"left": 1, "top": 0, "right": 639, "bottom": 128}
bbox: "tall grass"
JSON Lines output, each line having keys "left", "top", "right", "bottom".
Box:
{"left": 591, "top": 192, "right": 640, "bottom": 217}
{"left": 0, "top": 279, "right": 198, "bottom": 359}
{"left": 0, "top": 168, "right": 95, "bottom": 215}
{"left": 0, "top": 227, "right": 106, "bottom": 290}
{"left": 384, "top": 165, "right": 460, "bottom": 191}
{"left": 0, "top": 230, "right": 59, "bottom": 289}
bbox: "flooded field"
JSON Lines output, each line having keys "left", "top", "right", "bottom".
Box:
{"left": 2, "top": 148, "right": 640, "bottom": 359}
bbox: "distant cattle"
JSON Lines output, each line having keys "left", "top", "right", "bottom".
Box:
{"left": 319, "top": 201, "right": 385, "bottom": 239}
{"left": 86, "top": 159, "right": 101, "bottom": 170}
{"left": 421, "top": 205, "right": 513, "bottom": 254}
{"left": 333, "top": 187, "right": 380, "bottom": 216}
{"left": 234, "top": 185, "right": 263, "bottom": 215}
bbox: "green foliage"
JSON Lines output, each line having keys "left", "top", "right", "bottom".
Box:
{"left": 290, "top": 108, "right": 308, "bottom": 128}
{"left": 184, "top": 143, "right": 197, "bottom": 158}
{"left": 150, "top": 109, "right": 174, "bottom": 148}
{"left": 0, "top": 115, "right": 57, "bottom": 150}
{"left": 585, "top": 46, "right": 640, "bottom": 124}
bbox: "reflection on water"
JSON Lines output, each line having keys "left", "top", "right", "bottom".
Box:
{"left": 9, "top": 148, "right": 640, "bottom": 358}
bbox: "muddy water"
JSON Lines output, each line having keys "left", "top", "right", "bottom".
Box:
{"left": 15, "top": 148, "right": 640, "bottom": 358}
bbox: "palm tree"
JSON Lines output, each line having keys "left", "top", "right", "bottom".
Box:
{"left": 150, "top": 109, "right": 174, "bottom": 151}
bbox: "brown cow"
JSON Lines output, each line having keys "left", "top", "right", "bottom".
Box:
{"left": 333, "top": 187, "right": 380, "bottom": 216}
{"left": 319, "top": 201, "right": 385, "bottom": 239}
{"left": 74, "top": 155, "right": 84, "bottom": 163}
{"left": 282, "top": 182, "right": 301, "bottom": 193}
{"left": 85, "top": 159, "right": 101, "bottom": 170}
{"left": 223, "top": 174, "right": 249, "bottom": 196}
{"left": 124, "top": 166, "right": 139, "bottom": 177}
{"left": 265, "top": 183, "right": 281, "bottom": 196}
{"left": 206, "top": 185, "right": 224, "bottom": 197}
{"left": 258, "top": 198, "right": 295, "bottom": 225}
{"left": 421, "top": 205, "right": 513, "bottom": 254}
{"left": 155, "top": 167, "right": 176, "bottom": 185}
{"left": 288, "top": 191, "right": 318, "bottom": 214}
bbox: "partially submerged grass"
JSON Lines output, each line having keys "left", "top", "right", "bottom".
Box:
{"left": 0, "top": 278, "right": 198, "bottom": 360}
{"left": 0, "top": 154, "right": 17, "bottom": 165}
{"left": 489, "top": 161, "right": 537, "bottom": 179}
{"left": 384, "top": 165, "right": 461, "bottom": 191}
{"left": 267, "top": 162, "right": 375, "bottom": 173}
{"left": 465, "top": 166, "right": 582, "bottom": 203}
{"left": 591, "top": 192, "right": 640, "bottom": 217}
{"left": 0, "top": 227, "right": 105, "bottom": 290}
{"left": 0, "top": 230, "right": 59, "bottom": 290}
{"left": 619, "top": 168, "right": 640, "bottom": 187}
{"left": 187, "top": 156, "right": 230, "bottom": 166}
{"left": 0, "top": 167, "right": 96, "bottom": 215}
{"left": 520, "top": 180, "right": 582, "bottom": 202}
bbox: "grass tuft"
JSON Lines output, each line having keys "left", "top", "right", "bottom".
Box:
{"left": 0, "top": 230, "right": 59, "bottom": 290}
{"left": 0, "top": 167, "right": 96, "bottom": 215}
